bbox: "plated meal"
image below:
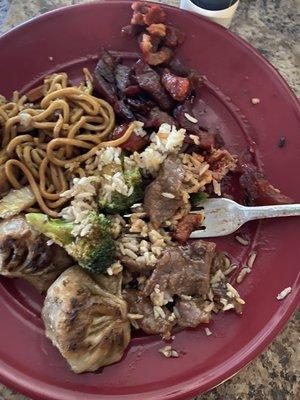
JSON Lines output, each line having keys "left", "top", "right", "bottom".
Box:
{"left": 0, "top": 1, "right": 295, "bottom": 376}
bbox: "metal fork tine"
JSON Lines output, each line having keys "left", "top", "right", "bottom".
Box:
{"left": 122, "top": 198, "right": 300, "bottom": 237}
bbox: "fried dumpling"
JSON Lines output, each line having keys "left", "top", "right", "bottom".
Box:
{"left": 0, "top": 216, "right": 73, "bottom": 292}
{"left": 42, "top": 266, "right": 131, "bottom": 373}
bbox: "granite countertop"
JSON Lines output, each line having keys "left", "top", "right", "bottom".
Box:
{"left": 0, "top": 0, "right": 299, "bottom": 399}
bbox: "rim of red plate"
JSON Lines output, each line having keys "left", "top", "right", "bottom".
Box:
{"left": 0, "top": 2, "right": 299, "bottom": 400}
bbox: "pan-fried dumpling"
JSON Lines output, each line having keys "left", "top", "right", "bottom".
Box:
{"left": 0, "top": 216, "right": 73, "bottom": 292}
{"left": 42, "top": 266, "right": 131, "bottom": 373}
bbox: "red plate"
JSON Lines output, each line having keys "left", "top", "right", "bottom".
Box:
{"left": 0, "top": 1, "right": 299, "bottom": 399}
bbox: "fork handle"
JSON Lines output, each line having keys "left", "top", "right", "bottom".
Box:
{"left": 243, "top": 203, "right": 300, "bottom": 222}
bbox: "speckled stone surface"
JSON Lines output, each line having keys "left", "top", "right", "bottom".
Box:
{"left": 0, "top": 1, "right": 299, "bottom": 399}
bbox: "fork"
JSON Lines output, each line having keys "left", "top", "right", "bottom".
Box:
{"left": 129, "top": 198, "right": 300, "bottom": 238}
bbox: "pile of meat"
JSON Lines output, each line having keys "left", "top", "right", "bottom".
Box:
{"left": 92, "top": 2, "right": 225, "bottom": 153}
{"left": 93, "top": 2, "right": 292, "bottom": 207}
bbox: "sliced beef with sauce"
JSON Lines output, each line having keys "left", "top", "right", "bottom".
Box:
{"left": 143, "top": 156, "right": 186, "bottom": 228}
{"left": 126, "top": 97, "right": 154, "bottom": 114}
{"left": 175, "top": 298, "right": 212, "bottom": 328}
{"left": 115, "top": 64, "right": 132, "bottom": 92}
{"left": 96, "top": 49, "right": 118, "bottom": 83}
{"left": 113, "top": 99, "right": 135, "bottom": 121}
{"left": 94, "top": 68, "right": 117, "bottom": 105}
{"left": 173, "top": 97, "right": 205, "bottom": 135}
{"left": 143, "top": 107, "right": 175, "bottom": 129}
{"left": 134, "top": 59, "right": 173, "bottom": 110}
{"left": 143, "top": 240, "right": 216, "bottom": 298}
{"left": 93, "top": 50, "right": 118, "bottom": 104}
{"left": 239, "top": 166, "right": 292, "bottom": 206}
{"left": 184, "top": 130, "right": 224, "bottom": 152}
{"left": 0, "top": 216, "right": 73, "bottom": 292}
{"left": 124, "top": 289, "right": 175, "bottom": 339}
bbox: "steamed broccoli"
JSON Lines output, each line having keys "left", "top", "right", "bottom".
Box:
{"left": 98, "top": 168, "right": 144, "bottom": 214}
{"left": 25, "top": 211, "right": 116, "bottom": 274}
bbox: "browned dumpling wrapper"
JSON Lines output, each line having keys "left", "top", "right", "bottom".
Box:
{"left": 0, "top": 216, "right": 73, "bottom": 292}
{"left": 42, "top": 266, "right": 131, "bottom": 373}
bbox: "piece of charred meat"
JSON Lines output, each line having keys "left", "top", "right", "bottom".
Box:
{"left": 168, "top": 58, "right": 203, "bottom": 91}
{"left": 42, "top": 266, "right": 131, "bottom": 373}
{"left": 143, "top": 156, "right": 186, "bottom": 228}
{"left": 173, "top": 213, "right": 204, "bottom": 244}
{"left": 131, "top": 1, "right": 166, "bottom": 26}
{"left": 124, "top": 289, "right": 175, "bottom": 339}
{"left": 240, "top": 166, "right": 292, "bottom": 206}
{"left": 161, "top": 69, "right": 191, "bottom": 101}
{"left": 139, "top": 33, "right": 173, "bottom": 66}
{"left": 143, "top": 240, "right": 216, "bottom": 298}
{"left": 93, "top": 50, "right": 118, "bottom": 105}
{"left": 128, "top": 2, "right": 185, "bottom": 66}
{"left": 206, "top": 149, "right": 237, "bottom": 182}
{"left": 143, "top": 106, "right": 175, "bottom": 129}
{"left": 0, "top": 216, "right": 73, "bottom": 292}
{"left": 164, "top": 25, "right": 185, "bottom": 47}
{"left": 134, "top": 60, "right": 173, "bottom": 110}
{"left": 110, "top": 123, "right": 148, "bottom": 152}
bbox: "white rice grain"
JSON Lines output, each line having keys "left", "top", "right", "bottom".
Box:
{"left": 226, "top": 283, "right": 240, "bottom": 298}
{"left": 180, "top": 294, "right": 192, "bottom": 300}
{"left": 236, "top": 267, "right": 251, "bottom": 283}
{"left": 159, "top": 345, "right": 179, "bottom": 358}
{"left": 123, "top": 248, "right": 138, "bottom": 259}
{"left": 107, "top": 261, "right": 123, "bottom": 276}
{"left": 235, "top": 235, "right": 250, "bottom": 246}
{"left": 189, "top": 134, "right": 200, "bottom": 145}
{"left": 223, "top": 303, "right": 235, "bottom": 311}
{"left": 127, "top": 313, "right": 144, "bottom": 320}
{"left": 204, "top": 327, "right": 212, "bottom": 336}
{"left": 184, "top": 113, "right": 198, "bottom": 123}
{"left": 251, "top": 97, "right": 260, "bottom": 105}
{"left": 247, "top": 251, "right": 257, "bottom": 269}
{"left": 162, "top": 192, "right": 175, "bottom": 199}
{"left": 224, "top": 264, "right": 238, "bottom": 276}
{"left": 276, "top": 287, "right": 292, "bottom": 300}
{"left": 212, "top": 179, "right": 221, "bottom": 196}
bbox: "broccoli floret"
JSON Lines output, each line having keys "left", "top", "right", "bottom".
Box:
{"left": 190, "top": 191, "right": 208, "bottom": 207}
{"left": 99, "top": 168, "right": 144, "bottom": 214}
{"left": 26, "top": 212, "right": 116, "bottom": 274}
